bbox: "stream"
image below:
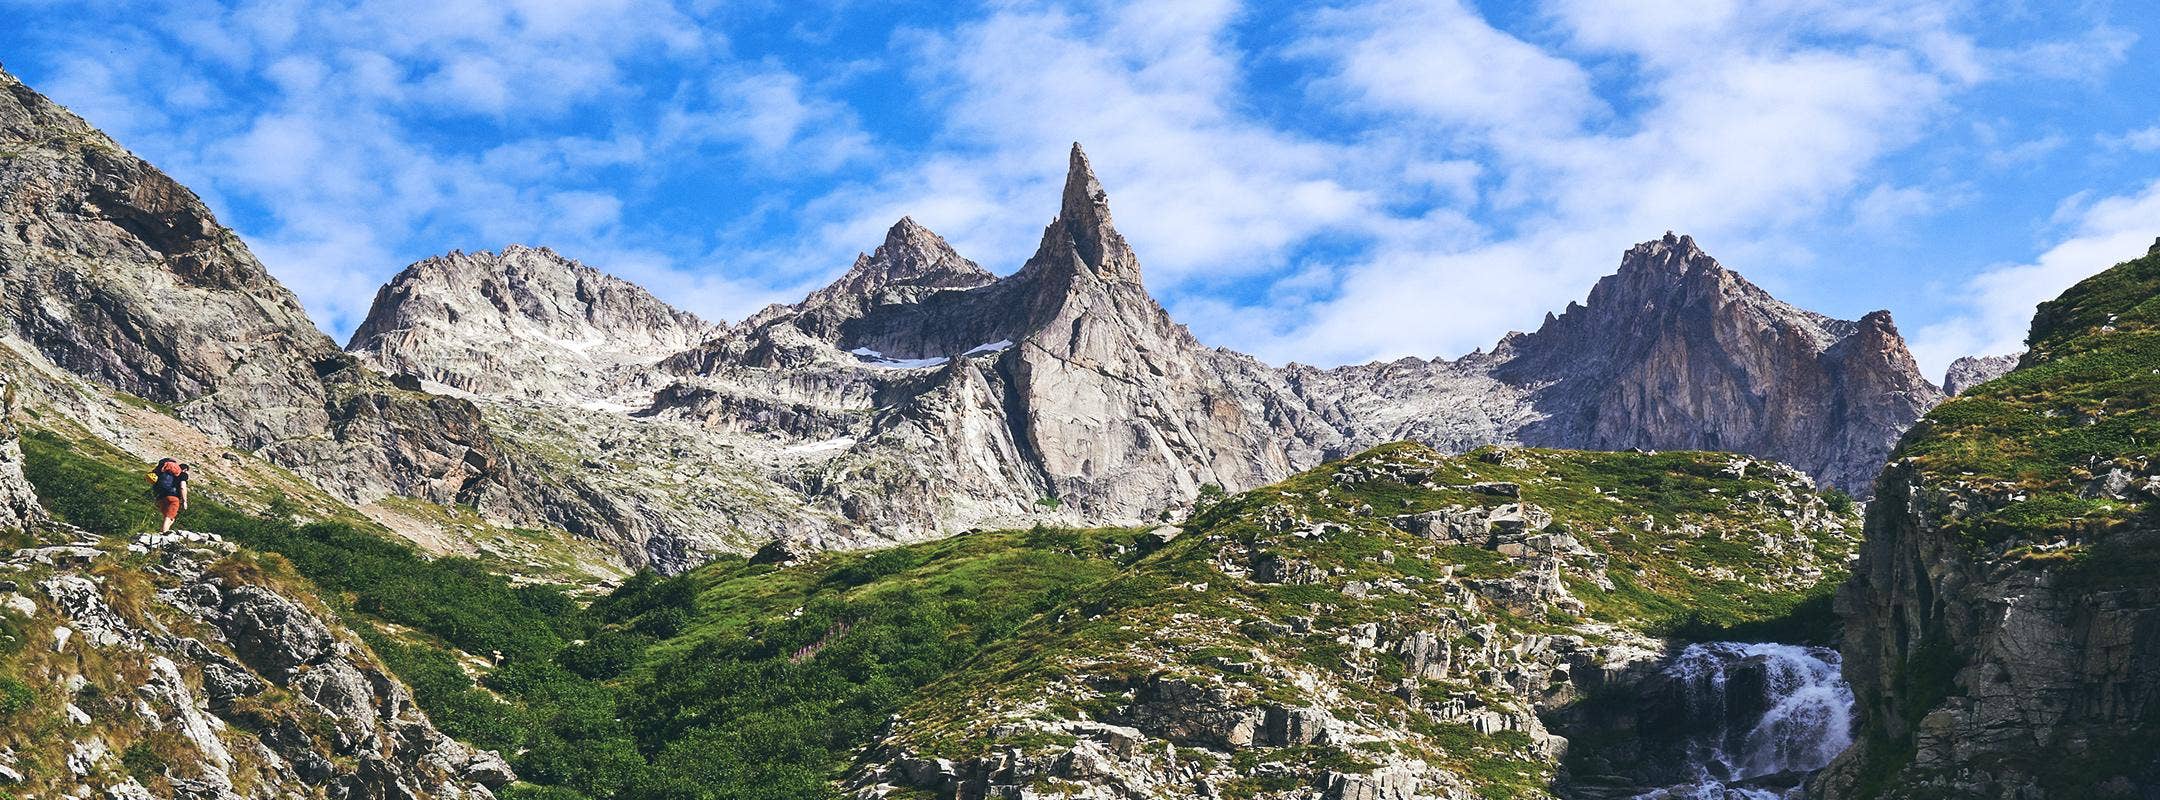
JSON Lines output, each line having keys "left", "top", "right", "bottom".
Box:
{"left": 1628, "top": 642, "right": 1856, "bottom": 799}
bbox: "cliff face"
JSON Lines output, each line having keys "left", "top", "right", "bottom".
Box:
{"left": 0, "top": 67, "right": 504, "bottom": 511}
{"left": 1817, "top": 248, "right": 2160, "bottom": 798}
{"left": 348, "top": 245, "right": 713, "bottom": 401}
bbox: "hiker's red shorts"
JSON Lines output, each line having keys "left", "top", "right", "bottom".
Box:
{"left": 159, "top": 496, "right": 181, "bottom": 519}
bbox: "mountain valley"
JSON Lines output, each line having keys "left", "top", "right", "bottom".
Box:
{"left": 0, "top": 61, "right": 2155, "bottom": 800}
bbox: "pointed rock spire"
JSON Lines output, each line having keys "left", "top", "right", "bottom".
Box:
{"left": 1034, "top": 143, "right": 1141, "bottom": 284}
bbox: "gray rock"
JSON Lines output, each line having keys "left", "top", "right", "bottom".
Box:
{"left": 0, "top": 377, "right": 42, "bottom": 533}
{"left": 348, "top": 245, "right": 714, "bottom": 401}
{"left": 207, "top": 584, "right": 337, "bottom": 681}
{"left": 1943, "top": 353, "right": 2020, "bottom": 396}
{"left": 1817, "top": 462, "right": 2160, "bottom": 798}
{"left": 1263, "top": 705, "right": 1338, "bottom": 746}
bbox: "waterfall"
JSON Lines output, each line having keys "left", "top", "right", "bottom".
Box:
{"left": 1630, "top": 642, "right": 1855, "bottom": 800}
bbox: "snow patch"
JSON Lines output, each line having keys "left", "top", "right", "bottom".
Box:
{"left": 848, "top": 340, "right": 1012, "bottom": 369}
{"left": 783, "top": 437, "right": 857, "bottom": 455}
{"left": 849, "top": 346, "right": 949, "bottom": 369}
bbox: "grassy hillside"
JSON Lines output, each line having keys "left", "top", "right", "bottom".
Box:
{"left": 15, "top": 423, "right": 1148, "bottom": 798}
{"left": 855, "top": 443, "right": 1856, "bottom": 798}
{"left": 1894, "top": 249, "right": 2160, "bottom": 552}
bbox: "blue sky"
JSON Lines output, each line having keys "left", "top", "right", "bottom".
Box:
{"left": 3, "top": 0, "right": 2157, "bottom": 378}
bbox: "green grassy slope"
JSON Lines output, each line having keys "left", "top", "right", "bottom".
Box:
{"left": 862, "top": 443, "right": 1857, "bottom": 798}
{"left": 1893, "top": 249, "right": 2160, "bottom": 552}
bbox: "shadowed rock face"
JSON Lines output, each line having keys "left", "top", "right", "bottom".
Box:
{"left": 1504, "top": 235, "right": 1938, "bottom": 493}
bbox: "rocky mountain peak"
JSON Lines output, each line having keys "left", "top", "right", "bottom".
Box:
{"left": 1476, "top": 234, "right": 1942, "bottom": 491}
{"left": 800, "top": 217, "right": 994, "bottom": 310}
{"left": 1025, "top": 143, "right": 1142, "bottom": 286}
{"left": 1619, "top": 231, "right": 1713, "bottom": 276}
{"left": 348, "top": 246, "right": 712, "bottom": 399}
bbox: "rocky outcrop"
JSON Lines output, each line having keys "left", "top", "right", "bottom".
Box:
{"left": 1942, "top": 353, "right": 2019, "bottom": 396}
{"left": 0, "top": 527, "right": 510, "bottom": 798}
{"left": 669, "top": 217, "right": 997, "bottom": 372}
{"left": 1817, "top": 246, "right": 2160, "bottom": 798}
{"left": 348, "top": 245, "right": 712, "bottom": 401}
{"left": 0, "top": 375, "right": 42, "bottom": 532}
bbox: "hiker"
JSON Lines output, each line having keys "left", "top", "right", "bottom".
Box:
{"left": 148, "top": 457, "right": 188, "bottom": 533}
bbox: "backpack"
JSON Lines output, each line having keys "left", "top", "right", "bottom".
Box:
{"left": 149, "top": 468, "right": 182, "bottom": 499}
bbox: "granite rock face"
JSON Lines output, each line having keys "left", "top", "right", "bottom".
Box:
{"left": 349, "top": 245, "right": 713, "bottom": 401}
{"left": 645, "top": 146, "right": 1341, "bottom": 543}
{"left": 1943, "top": 353, "right": 2020, "bottom": 396}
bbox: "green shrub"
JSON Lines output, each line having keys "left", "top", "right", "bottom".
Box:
{"left": 120, "top": 741, "right": 166, "bottom": 780}
{"left": 0, "top": 673, "right": 33, "bottom": 716}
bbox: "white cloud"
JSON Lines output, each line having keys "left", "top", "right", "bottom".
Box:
{"left": 660, "top": 66, "right": 876, "bottom": 173}
{"left": 2102, "top": 124, "right": 2160, "bottom": 152}
{"left": 768, "top": 2, "right": 1392, "bottom": 294}
{"left": 1302, "top": 0, "right": 1605, "bottom": 134}
{"left": 1851, "top": 183, "right": 1962, "bottom": 233}
{"left": 1910, "top": 180, "right": 2160, "bottom": 377}
{"left": 1231, "top": 0, "right": 1973, "bottom": 365}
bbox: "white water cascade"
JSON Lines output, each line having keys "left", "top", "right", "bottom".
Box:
{"left": 1631, "top": 642, "right": 1856, "bottom": 800}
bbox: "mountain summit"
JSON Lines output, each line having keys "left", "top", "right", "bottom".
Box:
{"left": 1496, "top": 231, "right": 1944, "bottom": 490}
{"left": 348, "top": 245, "right": 712, "bottom": 400}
